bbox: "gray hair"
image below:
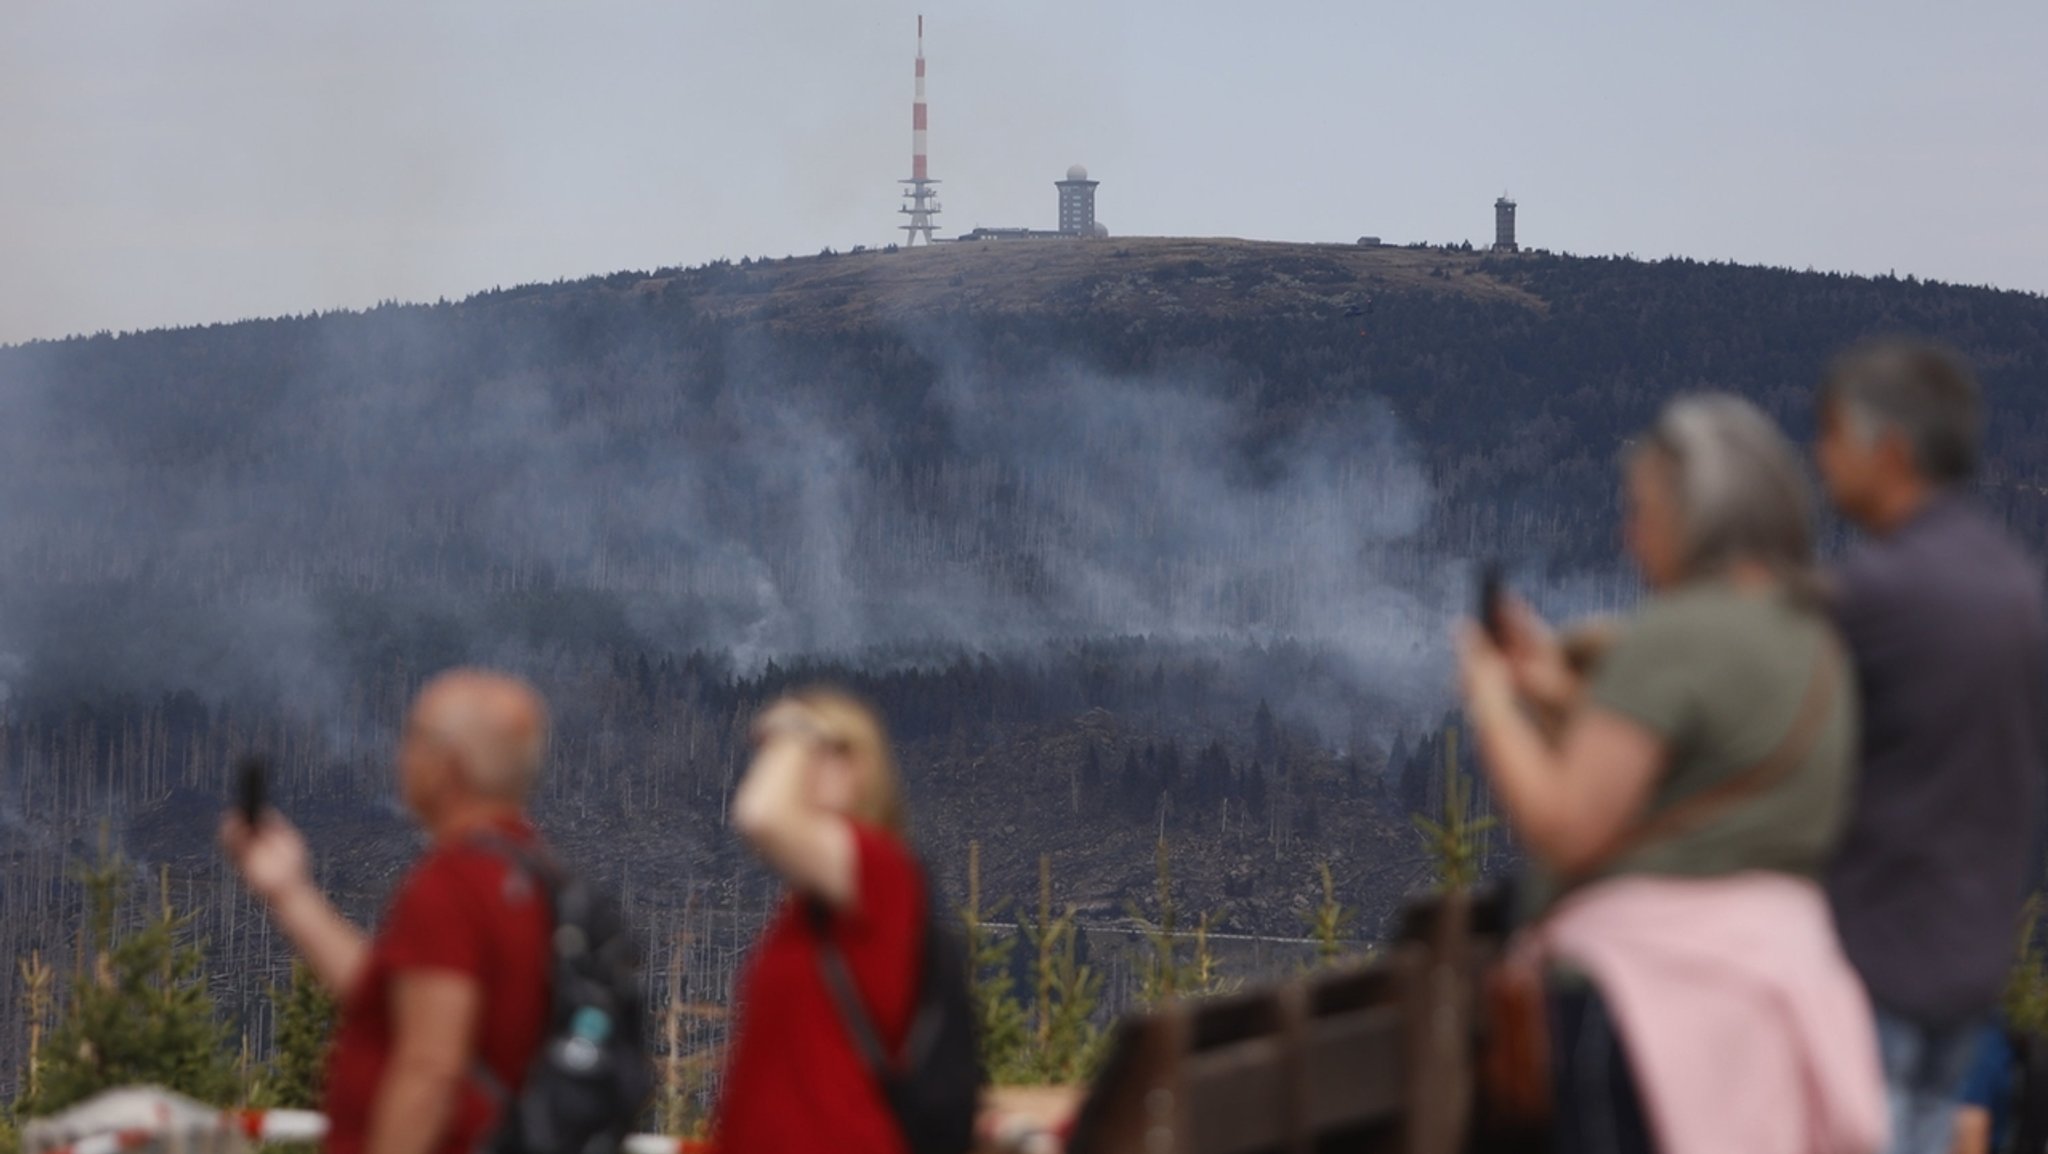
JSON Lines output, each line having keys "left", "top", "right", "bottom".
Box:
{"left": 1821, "top": 340, "right": 1982, "bottom": 484}
{"left": 1639, "top": 394, "right": 1816, "bottom": 585}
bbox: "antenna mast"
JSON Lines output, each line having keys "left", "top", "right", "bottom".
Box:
{"left": 899, "top": 15, "right": 941, "bottom": 244}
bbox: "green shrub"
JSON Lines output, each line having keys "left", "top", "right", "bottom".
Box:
{"left": 16, "top": 855, "right": 238, "bottom": 1118}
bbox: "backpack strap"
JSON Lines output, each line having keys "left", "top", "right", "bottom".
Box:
{"left": 467, "top": 831, "right": 564, "bottom": 900}
{"left": 809, "top": 899, "right": 899, "bottom": 1081}
{"left": 460, "top": 831, "right": 562, "bottom": 1142}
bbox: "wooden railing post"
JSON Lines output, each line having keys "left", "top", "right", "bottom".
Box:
{"left": 1398, "top": 888, "right": 1473, "bottom": 1154}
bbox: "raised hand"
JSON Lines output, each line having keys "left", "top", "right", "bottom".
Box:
{"left": 1497, "top": 597, "right": 1581, "bottom": 712}
{"left": 219, "top": 808, "right": 312, "bottom": 905}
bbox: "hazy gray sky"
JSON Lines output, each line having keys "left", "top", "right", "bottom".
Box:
{"left": 2, "top": 0, "right": 2043, "bottom": 345}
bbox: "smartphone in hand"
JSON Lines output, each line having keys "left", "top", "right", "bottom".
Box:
{"left": 235, "top": 754, "right": 269, "bottom": 827}
{"left": 1478, "top": 561, "right": 1508, "bottom": 645}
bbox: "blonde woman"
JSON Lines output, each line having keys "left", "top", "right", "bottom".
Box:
{"left": 713, "top": 689, "right": 926, "bottom": 1154}
{"left": 1461, "top": 396, "right": 1887, "bottom": 1154}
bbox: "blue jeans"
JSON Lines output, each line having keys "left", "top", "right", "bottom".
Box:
{"left": 1875, "top": 1007, "right": 1985, "bottom": 1154}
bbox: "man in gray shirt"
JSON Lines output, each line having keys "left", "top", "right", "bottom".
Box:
{"left": 1815, "top": 340, "right": 2046, "bottom": 1154}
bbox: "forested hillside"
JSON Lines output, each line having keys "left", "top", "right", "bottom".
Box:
{"left": 1, "top": 237, "right": 2044, "bottom": 1103}
{"left": 6, "top": 238, "right": 2047, "bottom": 706}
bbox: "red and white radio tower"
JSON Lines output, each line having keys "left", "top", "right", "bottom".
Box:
{"left": 899, "top": 15, "right": 941, "bottom": 245}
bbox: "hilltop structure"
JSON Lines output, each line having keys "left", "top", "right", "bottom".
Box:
{"left": 957, "top": 166, "right": 1109, "bottom": 242}
{"left": 1056, "top": 165, "right": 1101, "bottom": 236}
{"left": 882, "top": 16, "right": 1521, "bottom": 251}
{"left": 898, "top": 16, "right": 942, "bottom": 245}
{"left": 887, "top": 18, "right": 1101, "bottom": 246}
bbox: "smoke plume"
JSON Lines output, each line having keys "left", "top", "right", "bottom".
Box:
{"left": 0, "top": 296, "right": 1472, "bottom": 720}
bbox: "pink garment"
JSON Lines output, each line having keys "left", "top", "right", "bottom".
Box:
{"left": 1528, "top": 872, "right": 1889, "bottom": 1154}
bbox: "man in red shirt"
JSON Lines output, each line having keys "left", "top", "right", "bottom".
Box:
{"left": 221, "top": 670, "right": 553, "bottom": 1154}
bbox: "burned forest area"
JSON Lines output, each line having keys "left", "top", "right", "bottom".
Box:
{"left": 3, "top": 237, "right": 2048, "bottom": 1099}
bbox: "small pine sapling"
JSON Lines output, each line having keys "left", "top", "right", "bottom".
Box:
{"left": 961, "top": 842, "right": 1030, "bottom": 1082}
{"left": 1410, "top": 727, "right": 1497, "bottom": 891}
{"left": 1303, "top": 863, "right": 1356, "bottom": 968}
{"left": 263, "top": 961, "right": 336, "bottom": 1110}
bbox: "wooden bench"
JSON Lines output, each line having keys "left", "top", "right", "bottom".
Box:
{"left": 1064, "top": 889, "right": 1508, "bottom": 1154}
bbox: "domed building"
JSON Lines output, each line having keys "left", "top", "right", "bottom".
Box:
{"left": 1056, "top": 164, "right": 1100, "bottom": 237}
{"left": 956, "top": 164, "right": 1108, "bottom": 243}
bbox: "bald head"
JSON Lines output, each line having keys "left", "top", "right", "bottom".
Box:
{"left": 408, "top": 669, "right": 549, "bottom": 803}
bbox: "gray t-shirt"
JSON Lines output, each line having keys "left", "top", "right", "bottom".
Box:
{"left": 1826, "top": 495, "right": 2047, "bottom": 1027}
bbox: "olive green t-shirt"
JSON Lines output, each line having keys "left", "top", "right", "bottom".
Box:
{"left": 1532, "top": 582, "right": 1856, "bottom": 908}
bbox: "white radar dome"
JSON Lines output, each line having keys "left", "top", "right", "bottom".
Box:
{"left": 1066, "top": 164, "right": 1089, "bottom": 181}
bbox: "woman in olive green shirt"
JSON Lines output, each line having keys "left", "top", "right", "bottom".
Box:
{"left": 1459, "top": 395, "right": 1883, "bottom": 1154}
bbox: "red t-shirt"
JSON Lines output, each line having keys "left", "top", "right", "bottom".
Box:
{"left": 715, "top": 824, "right": 926, "bottom": 1154}
{"left": 323, "top": 819, "right": 554, "bottom": 1154}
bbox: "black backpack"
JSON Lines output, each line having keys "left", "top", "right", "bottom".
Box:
{"left": 812, "top": 860, "right": 984, "bottom": 1154}
{"left": 473, "top": 837, "right": 656, "bottom": 1154}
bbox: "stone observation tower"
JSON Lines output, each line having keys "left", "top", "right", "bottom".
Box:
{"left": 1493, "top": 196, "right": 1518, "bottom": 253}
